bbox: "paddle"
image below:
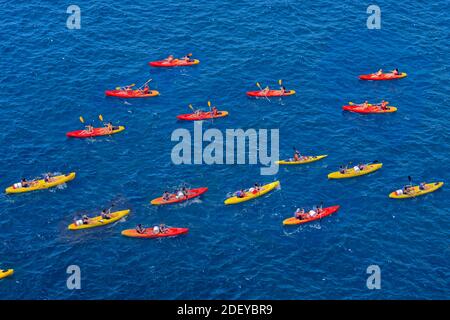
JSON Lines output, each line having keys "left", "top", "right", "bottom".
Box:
{"left": 116, "top": 83, "right": 135, "bottom": 90}
{"left": 138, "top": 78, "right": 152, "bottom": 90}
{"left": 207, "top": 101, "right": 213, "bottom": 123}
{"left": 98, "top": 114, "right": 104, "bottom": 122}
{"left": 408, "top": 176, "right": 413, "bottom": 187}
{"left": 79, "top": 116, "right": 85, "bottom": 124}
{"left": 188, "top": 104, "right": 195, "bottom": 112}
{"left": 256, "top": 82, "right": 270, "bottom": 101}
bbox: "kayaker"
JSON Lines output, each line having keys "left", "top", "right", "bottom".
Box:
{"left": 379, "top": 100, "right": 389, "bottom": 110}
{"left": 292, "top": 149, "right": 301, "bottom": 161}
{"left": 236, "top": 189, "right": 246, "bottom": 198}
{"left": 212, "top": 106, "right": 218, "bottom": 116}
{"left": 308, "top": 208, "right": 318, "bottom": 218}
{"left": 20, "top": 178, "right": 30, "bottom": 188}
{"left": 253, "top": 183, "right": 261, "bottom": 192}
{"left": 175, "top": 190, "right": 185, "bottom": 199}
{"left": 362, "top": 100, "right": 369, "bottom": 108}
{"left": 82, "top": 215, "right": 90, "bottom": 225}
{"left": 181, "top": 53, "right": 192, "bottom": 61}
{"left": 143, "top": 85, "right": 150, "bottom": 94}
{"left": 358, "top": 163, "right": 366, "bottom": 171}
{"left": 294, "top": 208, "right": 305, "bottom": 219}
{"left": 403, "top": 185, "right": 413, "bottom": 194}
{"left": 375, "top": 69, "right": 383, "bottom": 76}
{"left": 136, "top": 224, "right": 146, "bottom": 234}
{"left": 165, "top": 55, "right": 174, "bottom": 62}
{"left": 392, "top": 68, "right": 399, "bottom": 75}
{"left": 162, "top": 191, "right": 171, "bottom": 201}
{"left": 159, "top": 224, "right": 167, "bottom": 233}
{"left": 101, "top": 209, "right": 112, "bottom": 220}
{"left": 85, "top": 124, "right": 94, "bottom": 133}
{"left": 339, "top": 166, "right": 347, "bottom": 174}
{"left": 419, "top": 182, "right": 428, "bottom": 191}
{"left": 181, "top": 186, "right": 189, "bottom": 198}
{"left": 261, "top": 86, "right": 270, "bottom": 94}
{"left": 152, "top": 225, "right": 160, "bottom": 234}
{"left": 280, "top": 85, "right": 287, "bottom": 94}
{"left": 43, "top": 173, "right": 53, "bottom": 183}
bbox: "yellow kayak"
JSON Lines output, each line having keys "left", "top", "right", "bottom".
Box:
{"left": 68, "top": 209, "right": 130, "bottom": 230}
{"left": 224, "top": 181, "right": 280, "bottom": 205}
{"left": 276, "top": 155, "right": 328, "bottom": 165}
{"left": 5, "top": 172, "right": 76, "bottom": 194}
{"left": 328, "top": 163, "right": 382, "bottom": 179}
{"left": 0, "top": 269, "right": 14, "bottom": 280}
{"left": 389, "top": 182, "right": 444, "bottom": 199}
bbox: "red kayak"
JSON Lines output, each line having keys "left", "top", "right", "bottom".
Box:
{"left": 66, "top": 126, "right": 125, "bottom": 138}
{"left": 121, "top": 227, "right": 189, "bottom": 238}
{"left": 283, "top": 205, "right": 340, "bottom": 225}
{"left": 246, "top": 89, "right": 296, "bottom": 97}
{"left": 177, "top": 111, "right": 229, "bottom": 121}
{"left": 359, "top": 72, "right": 407, "bottom": 81}
{"left": 149, "top": 59, "right": 200, "bottom": 67}
{"left": 150, "top": 187, "right": 208, "bottom": 205}
{"left": 342, "top": 105, "right": 397, "bottom": 114}
{"left": 105, "top": 89, "right": 159, "bottom": 98}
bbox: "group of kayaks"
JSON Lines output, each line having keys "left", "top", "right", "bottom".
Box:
{"left": 1, "top": 61, "right": 440, "bottom": 282}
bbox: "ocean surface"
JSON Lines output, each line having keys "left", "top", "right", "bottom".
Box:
{"left": 0, "top": 0, "right": 449, "bottom": 299}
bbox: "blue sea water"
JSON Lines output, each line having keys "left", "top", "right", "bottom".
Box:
{"left": 0, "top": 0, "right": 449, "bottom": 299}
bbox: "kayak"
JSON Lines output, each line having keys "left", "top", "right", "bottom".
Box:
{"left": 105, "top": 89, "right": 159, "bottom": 98}
{"left": 5, "top": 172, "right": 76, "bottom": 194}
{"left": 283, "top": 205, "right": 340, "bottom": 225}
{"left": 246, "top": 90, "right": 296, "bottom": 97}
{"left": 121, "top": 227, "right": 189, "bottom": 238}
{"left": 68, "top": 209, "right": 130, "bottom": 230}
{"left": 389, "top": 182, "right": 444, "bottom": 199}
{"left": 343, "top": 105, "right": 397, "bottom": 114}
{"left": 150, "top": 187, "right": 208, "bottom": 205}
{"left": 224, "top": 181, "right": 280, "bottom": 205}
{"left": 177, "top": 111, "right": 229, "bottom": 121}
{"left": 66, "top": 126, "right": 125, "bottom": 138}
{"left": 149, "top": 59, "right": 200, "bottom": 67}
{"left": 328, "top": 163, "right": 382, "bottom": 179}
{"left": 276, "top": 155, "right": 328, "bottom": 165}
{"left": 0, "top": 269, "right": 14, "bottom": 280}
{"left": 359, "top": 72, "right": 407, "bottom": 81}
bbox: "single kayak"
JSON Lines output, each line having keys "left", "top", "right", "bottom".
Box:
{"left": 246, "top": 90, "right": 295, "bottom": 97}
{"left": 328, "top": 163, "right": 382, "bottom": 179}
{"left": 389, "top": 182, "right": 444, "bottom": 199}
{"left": 5, "top": 172, "right": 76, "bottom": 194}
{"left": 224, "top": 181, "right": 280, "bottom": 205}
{"left": 105, "top": 89, "right": 159, "bottom": 98}
{"left": 359, "top": 72, "right": 407, "bottom": 81}
{"left": 150, "top": 187, "right": 208, "bottom": 205}
{"left": 66, "top": 126, "right": 125, "bottom": 138}
{"left": 149, "top": 59, "right": 200, "bottom": 67}
{"left": 121, "top": 227, "right": 189, "bottom": 238}
{"left": 68, "top": 209, "right": 130, "bottom": 230}
{"left": 177, "top": 111, "right": 229, "bottom": 121}
{"left": 283, "top": 205, "right": 340, "bottom": 225}
{"left": 276, "top": 155, "right": 328, "bottom": 165}
{"left": 0, "top": 269, "right": 14, "bottom": 280}
{"left": 343, "top": 105, "right": 397, "bottom": 114}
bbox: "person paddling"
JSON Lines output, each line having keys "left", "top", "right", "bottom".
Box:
{"left": 136, "top": 224, "right": 146, "bottom": 234}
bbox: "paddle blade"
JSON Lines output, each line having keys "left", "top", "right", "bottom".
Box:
{"left": 188, "top": 104, "right": 194, "bottom": 111}
{"left": 207, "top": 101, "right": 211, "bottom": 107}
{"left": 349, "top": 101, "right": 354, "bottom": 105}
{"left": 278, "top": 79, "right": 282, "bottom": 86}
{"left": 115, "top": 87, "right": 121, "bottom": 90}
{"left": 79, "top": 116, "right": 85, "bottom": 123}
{"left": 408, "top": 176, "right": 412, "bottom": 182}
{"left": 99, "top": 114, "right": 104, "bottom": 121}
